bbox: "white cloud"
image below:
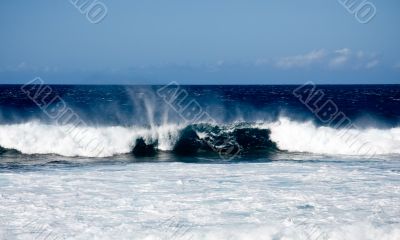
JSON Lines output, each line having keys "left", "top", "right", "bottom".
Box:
{"left": 329, "top": 55, "right": 349, "bottom": 67}
{"left": 335, "top": 48, "right": 351, "bottom": 55}
{"left": 276, "top": 49, "right": 326, "bottom": 69}
{"left": 365, "top": 60, "right": 379, "bottom": 69}
{"left": 328, "top": 48, "right": 380, "bottom": 69}
{"left": 329, "top": 48, "right": 351, "bottom": 68}
{"left": 273, "top": 48, "right": 379, "bottom": 70}
{"left": 356, "top": 51, "right": 366, "bottom": 59}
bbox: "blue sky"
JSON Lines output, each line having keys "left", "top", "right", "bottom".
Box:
{"left": 0, "top": 0, "right": 399, "bottom": 84}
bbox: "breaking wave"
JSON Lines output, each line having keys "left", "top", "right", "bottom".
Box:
{"left": 0, "top": 117, "right": 399, "bottom": 158}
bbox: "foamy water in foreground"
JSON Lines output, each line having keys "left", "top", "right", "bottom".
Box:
{"left": 1, "top": 157, "right": 399, "bottom": 240}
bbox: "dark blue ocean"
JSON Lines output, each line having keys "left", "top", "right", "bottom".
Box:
{"left": 0, "top": 84, "right": 399, "bottom": 162}
{"left": 1, "top": 84, "right": 400, "bottom": 126}
{"left": 0, "top": 84, "right": 399, "bottom": 239}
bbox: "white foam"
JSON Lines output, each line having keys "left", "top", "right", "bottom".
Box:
{"left": 1, "top": 161, "right": 399, "bottom": 239}
{"left": 0, "top": 117, "right": 399, "bottom": 157}
{"left": 260, "top": 117, "right": 400, "bottom": 156}
{"left": 0, "top": 121, "right": 182, "bottom": 157}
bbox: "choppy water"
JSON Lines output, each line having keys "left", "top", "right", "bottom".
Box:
{"left": 1, "top": 157, "right": 399, "bottom": 240}
{"left": 0, "top": 84, "right": 399, "bottom": 239}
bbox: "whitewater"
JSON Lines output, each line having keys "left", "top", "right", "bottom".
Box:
{"left": 1, "top": 85, "right": 399, "bottom": 240}
{"left": 1, "top": 159, "right": 399, "bottom": 240}
{"left": 0, "top": 117, "right": 399, "bottom": 157}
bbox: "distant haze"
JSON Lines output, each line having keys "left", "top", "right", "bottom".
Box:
{"left": 0, "top": 0, "right": 399, "bottom": 84}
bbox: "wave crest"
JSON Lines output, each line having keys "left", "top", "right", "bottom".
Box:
{"left": 0, "top": 118, "right": 399, "bottom": 158}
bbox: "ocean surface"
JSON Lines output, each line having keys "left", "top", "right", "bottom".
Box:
{"left": 0, "top": 84, "right": 399, "bottom": 239}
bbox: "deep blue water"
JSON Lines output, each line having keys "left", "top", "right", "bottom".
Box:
{"left": 1, "top": 85, "right": 400, "bottom": 239}
{"left": 0, "top": 84, "right": 399, "bottom": 165}
{"left": 1, "top": 84, "right": 399, "bottom": 127}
